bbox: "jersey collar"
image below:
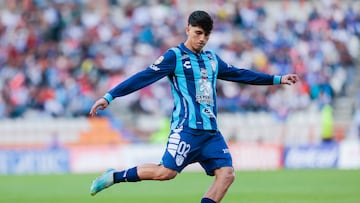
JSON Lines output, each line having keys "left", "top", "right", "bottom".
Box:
{"left": 179, "top": 43, "right": 205, "bottom": 56}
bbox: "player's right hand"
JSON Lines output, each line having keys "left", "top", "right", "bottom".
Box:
{"left": 89, "top": 98, "right": 109, "bottom": 117}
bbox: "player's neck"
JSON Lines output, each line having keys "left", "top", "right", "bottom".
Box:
{"left": 184, "top": 41, "right": 202, "bottom": 54}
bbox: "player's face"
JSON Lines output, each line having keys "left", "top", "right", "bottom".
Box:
{"left": 185, "top": 25, "right": 210, "bottom": 53}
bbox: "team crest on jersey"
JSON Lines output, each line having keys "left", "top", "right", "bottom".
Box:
{"left": 175, "top": 155, "right": 185, "bottom": 166}
{"left": 181, "top": 54, "right": 189, "bottom": 60}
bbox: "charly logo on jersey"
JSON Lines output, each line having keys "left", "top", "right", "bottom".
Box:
{"left": 167, "top": 132, "right": 191, "bottom": 166}
{"left": 183, "top": 61, "right": 191, "bottom": 69}
{"left": 196, "top": 68, "right": 214, "bottom": 106}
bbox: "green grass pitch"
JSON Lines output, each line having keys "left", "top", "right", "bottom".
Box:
{"left": 1, "top": 169, "right": 359, "bottom": 203}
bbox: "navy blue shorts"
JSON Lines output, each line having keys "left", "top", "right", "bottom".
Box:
{"left": 160, "top": 127, "right": 233, "bottom": 176}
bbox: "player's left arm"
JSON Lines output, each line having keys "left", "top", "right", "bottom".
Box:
{"left": 216, "top": 54, "right": 299, "bottom": 85}
{"left": 106, "top": 50, "right": 176, "bottom": 99}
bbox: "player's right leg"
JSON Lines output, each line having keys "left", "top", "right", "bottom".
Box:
{"left": 90, "top": 164, "right": 177, "bottom": 196}
{"left": 90, "top": 168, "right": 117, "bottom": 196}
{"left": 137, "top": 163, "right": 178, "bottom": 180}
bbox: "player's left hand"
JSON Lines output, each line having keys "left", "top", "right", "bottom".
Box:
{"left": 281, "top": 74, "right": 299, "bottom": 85}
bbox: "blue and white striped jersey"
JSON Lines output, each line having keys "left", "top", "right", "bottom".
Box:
{"left": 104, "top": 43, "right": 281, "bottom": 131}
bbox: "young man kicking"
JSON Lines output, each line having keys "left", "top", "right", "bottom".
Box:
{"left": 89, "top": 10, "right": 299, "bottom": 203}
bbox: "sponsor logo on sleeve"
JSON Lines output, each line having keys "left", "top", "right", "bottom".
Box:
{"left": 149, "top": 55, "right": 164, "bottom": 71}
{"left": 154, "top": 56, "right": 164, "bottom": 65}
{"left": 149, "top": 64, "right": 160, "bottom": 71}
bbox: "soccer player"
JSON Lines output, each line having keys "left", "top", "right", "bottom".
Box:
{"left": 89, "top": 10, "right": 299, "bottom": 203}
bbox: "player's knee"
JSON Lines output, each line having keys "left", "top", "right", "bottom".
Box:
{"left": 156, "top": 167, "right": 177, "bottom": 180}
{"left": 216, "top": 167, "right": 235, "bottom": 186}
{"left": 225, "top": 170, "right": 235, "bottom": 185}
{"left": 159, "top": 172, "right": 177, "bottom": 180}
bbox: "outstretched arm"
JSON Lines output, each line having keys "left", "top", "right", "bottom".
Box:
{"left": 89, "top": 50, "right": 176, "bottom": 117}
{"left": 88, "top": 68, "right": 169, "bottom": 117}
{"left": 216, "top": 54, "right": 299, "bottom": 85}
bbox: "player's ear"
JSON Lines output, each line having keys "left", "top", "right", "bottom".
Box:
{"left": 185, "top": 25, "right": 190, "bottom": 35}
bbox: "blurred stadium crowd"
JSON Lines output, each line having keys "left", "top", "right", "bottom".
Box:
{"left": 0, "top": 0, "right": 359, "bottom": 120}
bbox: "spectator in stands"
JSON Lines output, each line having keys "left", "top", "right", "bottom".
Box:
{"left": 0, "top": 0, "right": 358, "bottom": 131}
{"left": 321, "top": 104, "right": 334, "bottom": 143}
{"left": 351, "top": 92, "right": 360, "bottom": 140}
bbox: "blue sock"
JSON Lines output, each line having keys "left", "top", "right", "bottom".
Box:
{"left": 113, "top": 167, "right": 140, "bottom": 183}
{"left": 201, "top": 197, "right": 216, "bottom": 203}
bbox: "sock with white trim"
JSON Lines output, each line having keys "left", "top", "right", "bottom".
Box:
{"left": 113, "top": 167, "right": 140, "bottom": 183}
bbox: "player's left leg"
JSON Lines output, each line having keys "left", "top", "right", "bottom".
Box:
{"left": 198, "top": 130, "right": 234, "bottom": 203}
{"left": 201, "top": 166, "right": 235, "bottom": 203}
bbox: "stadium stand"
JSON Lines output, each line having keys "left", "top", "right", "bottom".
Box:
{"left": 0, "top": 117, "right": 87, "bottom": 148}
{"left": 76, "top": 117, "right": 128, "bottom": 145}
{"left": 0, "top": 117, "right": 127, "bottom": 148}
{"left": 0, "top": 0, "right": 359, "bottom": 146}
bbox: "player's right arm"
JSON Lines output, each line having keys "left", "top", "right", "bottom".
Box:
{"left": 89, "top": 50, "right": 176, "bottom": 117}
{"left": 216, "top": 54, "right": 298, "bottom": 85}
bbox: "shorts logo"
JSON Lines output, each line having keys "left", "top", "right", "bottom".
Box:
{"left": 167, "top": 133, "right": 191, "bottom": 166}
{"left": 223, "top": 148, "right": 230, "bottom": 154}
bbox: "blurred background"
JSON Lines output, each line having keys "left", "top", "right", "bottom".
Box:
{"left": 0, "top": 0, "right": 360, "bottom": 175}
